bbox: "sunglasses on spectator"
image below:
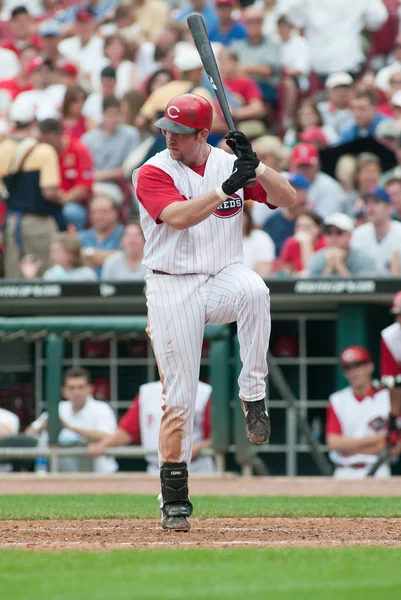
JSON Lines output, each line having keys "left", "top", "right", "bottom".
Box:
{"left": 326, "top": 227, "right": 345, "bottom": 236}
{"left": 342, "top": 361, "right": 368, "bottom": 371}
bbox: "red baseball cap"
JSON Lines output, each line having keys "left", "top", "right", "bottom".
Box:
{"left": 76, "top": 8, "right": 95, "bottom": 22}
{"left": 299, "top": 126, "right": 328, "bottom": 147}
{"left": 56, "top": 60, "right": 79, "bottom": 78}
{"left": 27, "top": 57, "right": 49, "bottom": 76}
{"left": 340, "top": 346, "right": 372, "bottom": 365}
{"left": 291, "top": 143, "right": 319, "bottom": 166}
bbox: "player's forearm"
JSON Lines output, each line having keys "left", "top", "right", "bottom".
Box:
{"left": 257, "top": 166, "right": 296, "bottom": 208}
{"left": 158, "top": 190, "right": 224, "bottom": 230}
{"left": 327, "top": 433, "right": 386, "bottom": 455}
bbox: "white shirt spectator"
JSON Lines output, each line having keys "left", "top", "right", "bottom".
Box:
{"left": 279, "top": 30, "right": 311, "bottom": 91}
{"left": 82, "top": 92, "right": 104, "bottom": 125}
{"left": 281, "top": 0, "right": 388, "bottom": 75}
{"left": 30, "top": 396, "right": 118, "bottom": 473}
{"left": 0, "top": 407, "right": 20, "bottom": 436}
{"left": 0, "top": 47, "right": 20, "bottom": 80}
{"left": 15, "top": 88, "right": 62, "bottom": 120}
{"left": 92, "top": 60, "right": 137, "bottom": 97}
{"left": 101, "top": 252, "right": 147, "bottom": 281}
{"left": 243, "top": 229, "right": 275, "bottom": 270}
{"left": 58, "top": 35, "right": 105, "bottom": 81}
{"left": 351, "top": 221, "right": 401, "bottom": 274}
{"left": 376, "top": 63, "right": 401, "bottom": 92}
{"left": 308, "top": 172, "right": 345, "bottom": 219}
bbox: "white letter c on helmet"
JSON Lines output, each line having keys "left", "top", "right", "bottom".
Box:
{"left": 167, "top": 105, "right": 180, "bottom": 119}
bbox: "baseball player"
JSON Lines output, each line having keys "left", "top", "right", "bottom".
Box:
{"left": 326, "top": 346, "right": 394, "bottom": 479}
{"left": 133, "top": 93, "right": 295, "bottom": 531}
{"left": 89, "top": 380, "right": 214, "bottom": 473}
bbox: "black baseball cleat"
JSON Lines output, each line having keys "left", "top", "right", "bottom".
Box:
{"left": 161, "top": 503, "right": 192, "bottom": 532}
{"left": 241, "top": 398, "right": 271, "bottom": 444}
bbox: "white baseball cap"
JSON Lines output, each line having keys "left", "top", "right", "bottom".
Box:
{"left": 8, "top": 97, "right": 36, "bottom": 123}
{"left": 324, "top": 212, "right": 354, "bottom": 232}
{"left": 391, "top": 90, "right": 401, "bottom": 107}
{"left": 325, "top": 72, "right": 353, "bottom": 89}
{"left": 174, "top": 45, "right": 203, "bottom": 72}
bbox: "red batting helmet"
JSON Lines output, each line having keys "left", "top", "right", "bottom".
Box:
{"left": 390, "top": 290, "right": 401, "bottom": 314}
{"left": 340, "top": 346, "right": 372, "bottom": 366}
{"left": 154, "top": 94, "right": 213, "bottom": 134}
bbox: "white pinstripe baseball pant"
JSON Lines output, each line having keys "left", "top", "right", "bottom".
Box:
{"left": 145, "top": 262, "right": 271, "bottom": 467}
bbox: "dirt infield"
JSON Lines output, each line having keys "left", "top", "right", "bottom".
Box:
{"left": 1, "top": 517, "right": 401, "bottom": 550}
{"left": 2, "top": 474, "right": 401, "bottom": 496}
{"left": 1, "top": 476, "right": 401, "bottom": 550}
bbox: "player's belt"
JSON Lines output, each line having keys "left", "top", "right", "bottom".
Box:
{"left": 336, "top": 463, "right": 368, "bottom": 469}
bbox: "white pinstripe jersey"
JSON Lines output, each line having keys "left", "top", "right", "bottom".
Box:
{"left": 134, "top": 146, "right": 245, "bottom": 275}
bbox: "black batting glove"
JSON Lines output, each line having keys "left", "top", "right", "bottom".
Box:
{"left": 225, "top": 130, "right": 260, "bottom": 169}
{"left": 221, "top": 155, "right": 256, "bottom": 196}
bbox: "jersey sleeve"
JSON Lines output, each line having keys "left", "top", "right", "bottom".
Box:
{"left": 326, "top": 401, "right": 342, "bottom": 436}
{"left": 136, "top": 165, "right": 187, "bottom": 223}
{"left": 243, "top": 179, "right": 277, "bottom": 210}
{"left": 380, "top": 337, "right": 401, "bottom": 378}
{"left": 119, "top": 395, "right": 141, "bottom": 444}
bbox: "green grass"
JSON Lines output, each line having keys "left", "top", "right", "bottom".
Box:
{"left": 0, "top": 494, "right": 401, "bottom": 519}
{"left": 1, "top": 548, "right": 401, "bottom": 600}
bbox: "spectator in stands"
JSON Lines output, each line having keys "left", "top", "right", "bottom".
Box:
{"left": 82, "top": 96, "right": 140, "bottom": 190}
{"left": 280, "top": 211, "right": 326, "bottom": 277}
{"left": 96, "top": 34, "right": 139, "bottom": 97}
{"left": 374, "top": 118, "right": 401, "bottom": 153}
{"left": 209, "top": 0, "right": 247, "bottom": 46}
{"left": 16, "top": 56, "right": 62, "bottom": 121}
{"left": 26, "top": 367, "right": 118, "bottom": 473}
{"left": 263, "top": 173, "right": 310, "bottom": 256}
{"left": 78, "top": 193, "right": 123, "bottom": 276}
{"left": 326, "top": 346, "right": 395, "bottom": 479}
{"left": 89, "top": 379, "right": 214, "bottom": 473}
{"left": 376, "top": 34, "right": 401, "bottom": 92}
{"left": 217, "top": 47, "right": 265, "bottom": 123}
{"left": 134, "top": 0, "right": 169, "bottom": 42}
{"left": 144, "top": 69, "right": 175, "bottom": 99}
{"left": 55, "top": 60, "right": 79, "bottom": 89}
{"left": 58, "top": 7, "right": 105, "bottom": 87}
{"left": 284, "top": 99, "right": 338, "bottom": 149}
{"left": 317, "top": 73, "right": 355, "bottom": 137}
{"left": 242, "top": 203, "right": 274, "bottom": 277}
{"left": 351, "top": 186, "right": 401, "bottom": 274}
{"left": 175, "top": 0, "right": 218, "bottom": 32}
{"left": 376, "top": 69, "right": 401, "bottom": 117}
{"left": 389, "top": 90, "right": 401, "bottom": 121}
{"left": 38, "top": 19, "right": 62, "bottom": 65}
{"left": 277, "top": 14, "right": 311, "bottom": 125}
{"left": 39, "top": 118, "right": 93, "bottom": 231}
{"left": 308, "top": 213, "right": 375, "bottom": 277}
{"left": 1, "top": 5, "right": 42, "bottom": 56}
{"left": 121, "top": 90, "right": 146, "bottom": 128}
{"left": 0, "top": 44, "right": 38, "bottom": 101}
{"left": 20, "top": 232, "right": 98, "bottom": 281}
{"left": 261, "top": 0, "right": 280, "bottom": 38}
{"left": 386, "top": 177, "right": 401, "bottom": 221}
{"left": 282, "top": 0, "right": 388, "bottom": 81}
{"left": 101, "top": 222, "right": 146, "bottom": 281}
{"left": 339, "top": 90, "right": 389, "bottom": 144}
{"left": 0, "top": 98, "right": 64, "bottom": 278}
{"left": 83, "top": 65, "right": 118, "bottom": 126}
{"left": 233, "top": 6, "right": 280, "bottom": 108}
{"left": 341, "top": 152, "right": 383, "bottom": 216}
{"left": 248, "top": 134, "right": 288, "bottom": 227}
{"left": 290, "top": 143, "right": 345, "bottom": 219}
{"left": 61, "top": 85, "right": 96, "bottom": 141}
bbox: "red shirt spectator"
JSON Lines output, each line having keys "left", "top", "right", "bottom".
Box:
{"left": 59, "top": 135, "right": 93, "bottom": 201}
{"left": 280, "top": 211, "right": 326, "bottom": 274}
{"left": 61, "top": 85, "right": 96, "bottom": 141}
{"left": 1, "top": 6, "right": 42, "bottom": 56}
{"left": 0, "top": 45, "right": 38, "bottom": 100}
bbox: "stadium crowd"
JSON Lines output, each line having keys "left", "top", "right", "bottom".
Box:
{"left": 0, "top": 0, "right": 401, "bottom": 279}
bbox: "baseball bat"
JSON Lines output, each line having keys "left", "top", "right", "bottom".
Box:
{"left": 187, "top": 12, "right": 256, "bottom": 187}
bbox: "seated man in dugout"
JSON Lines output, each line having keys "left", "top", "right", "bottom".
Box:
{"left": 326, "top": 346, "right": 401, "bottom": 479}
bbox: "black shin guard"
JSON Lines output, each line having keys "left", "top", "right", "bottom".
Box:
{"left": 160, "top": 462, "right": 193, "bottom": 517}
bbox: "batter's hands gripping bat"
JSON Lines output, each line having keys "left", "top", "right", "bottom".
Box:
{"left": 187, "top": 12, "right": 256, "bottom": 187}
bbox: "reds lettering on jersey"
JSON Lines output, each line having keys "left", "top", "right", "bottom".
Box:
{"left": 133, "top": 146, "right": 272, "bottom": 275}
{"left": 326, "top": 386, "right": 390, "bottom": 466}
